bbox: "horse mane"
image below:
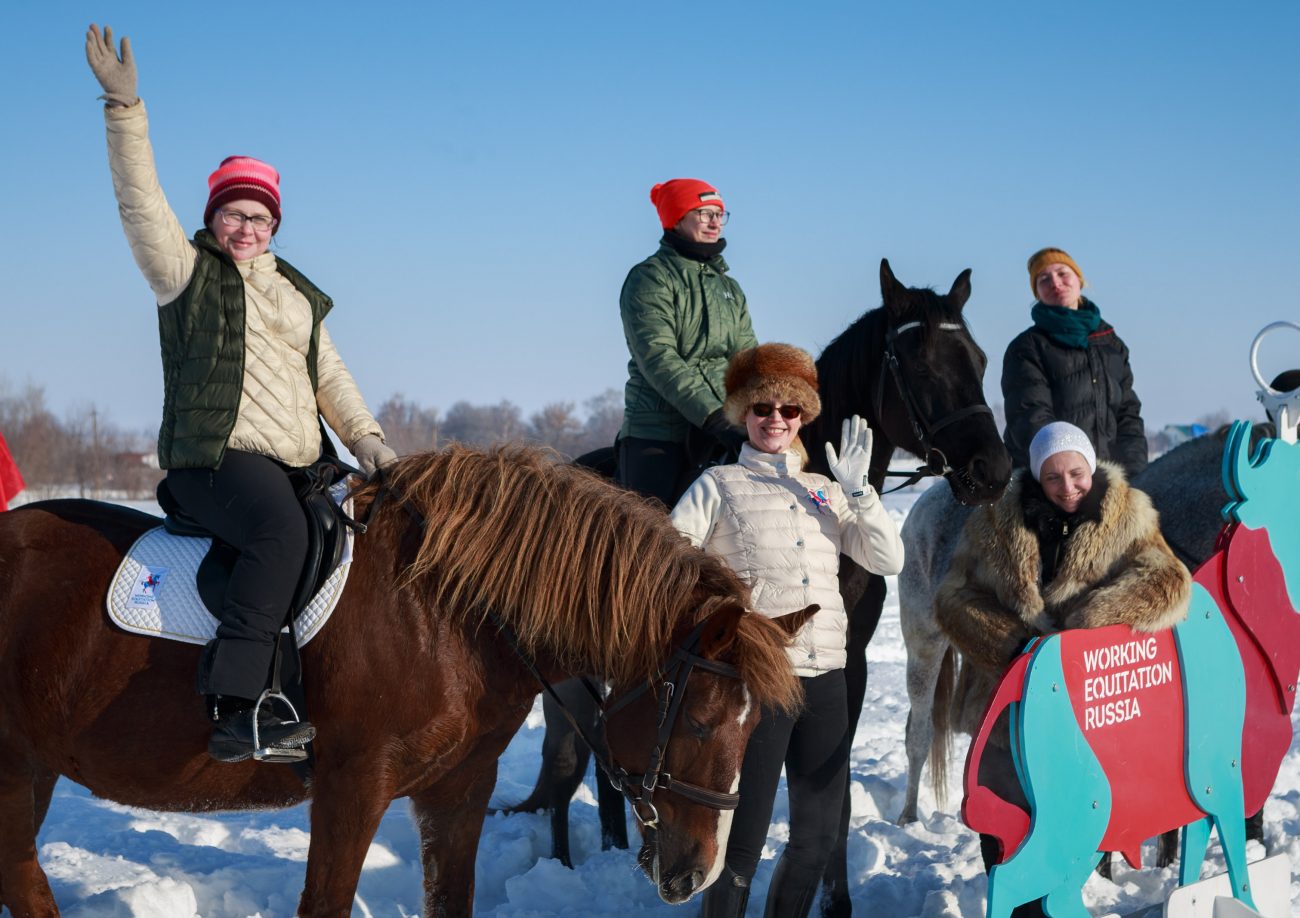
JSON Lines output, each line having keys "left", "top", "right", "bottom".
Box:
{"left": 350, "top": 445, "right": 801, "bottom": 711}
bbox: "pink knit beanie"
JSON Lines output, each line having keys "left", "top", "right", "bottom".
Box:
{"left": 204, "top": 156, "right": 282, "bottom": 230}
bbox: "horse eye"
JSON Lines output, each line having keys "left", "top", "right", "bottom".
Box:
{"left": 684, "top": 714, "right": 710, "bottom": 739}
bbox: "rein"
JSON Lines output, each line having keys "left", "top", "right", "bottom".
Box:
{"left": 873, "top": 320, "right": 994, "bottom": 494}
{"left": 490, "top": 614, "right": 745, "bottom": 830}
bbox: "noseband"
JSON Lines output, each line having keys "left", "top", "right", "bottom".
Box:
{"left": 874, "top": 320, "right": 993, "bottom": 489}
{"left": 492, "top": 615, "right": 747, "bottom": 831}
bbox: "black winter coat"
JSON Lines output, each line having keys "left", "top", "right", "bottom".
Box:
{"left": 1001, "top": 312, "right": 1148, "bottom": 476}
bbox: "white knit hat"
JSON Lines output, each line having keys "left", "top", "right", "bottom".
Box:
{"left": 1028, "top": 421, "right": 1097, "bottom": 481}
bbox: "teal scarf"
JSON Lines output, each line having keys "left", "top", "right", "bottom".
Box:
{"left": 1031, "top": 299, "right": 1102, "bottom": 349}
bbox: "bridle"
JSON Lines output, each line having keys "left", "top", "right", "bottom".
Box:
{"left": 874, "top": 319, "right": 994, "bottom": 493}
{"left": 491, "top": 614, "right": 747, "bottom": 832}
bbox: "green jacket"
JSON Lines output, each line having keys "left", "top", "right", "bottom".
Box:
{"left": 618, "top": 243, "right": 757, "bottom": 443}
{"left": 156, "top": 231, "right": 332, "bottom": 469}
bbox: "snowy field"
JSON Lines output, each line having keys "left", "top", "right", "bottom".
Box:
{"left": 12, "top": 487, "right": 1300, "bottom": 917}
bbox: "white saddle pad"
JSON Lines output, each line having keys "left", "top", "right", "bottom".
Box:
{"left": 106, "top": 482, "right": 354, "bottom": 647}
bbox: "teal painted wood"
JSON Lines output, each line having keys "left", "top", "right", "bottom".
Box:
{"left": 1225, "top": 420, "right": 1300, "bottom": 612}
{"left": 986, "top": 639, "right": 1110, "bottom": 918}
{"left": 1175, "top": 581, "right": 1253, "bottom": 909}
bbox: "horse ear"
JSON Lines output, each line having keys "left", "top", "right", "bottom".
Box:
{"left": 771, "top": 604, "right": 820, "bottom": 639}
{"left": 696, "top": 603, "right": 748, "bottom": 660}
{"left": 948, "top": 268, "right": 973, "bottom": 310}
{"left": 880, "top": 259, "right": 909, "bottom": 317}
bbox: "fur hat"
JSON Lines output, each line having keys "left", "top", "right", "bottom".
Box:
{"left": 1027, "top": 247, "right": 1085, "bottom": 296}
{"left": 722, "top": 343, "right": 821, "bottom": 426}
{"left": 204, "top": 155, "right": 282, "bottom": 231}
{"left": 1029, "top": 421, "right": 1097, "bottom": 481}
{"left": 650, "top": 178, "right": 724, "bottom": 230}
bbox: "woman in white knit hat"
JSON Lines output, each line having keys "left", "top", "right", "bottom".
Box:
{"left": 934, "top": 420, "right": 1189, "bottom": 917}
{"left": 670, "top": 343, "right": 904, "bottom": 918}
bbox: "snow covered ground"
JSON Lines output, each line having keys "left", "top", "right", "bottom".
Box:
{"left": 14, "top": 488, "right": 1300, "bottom": 917}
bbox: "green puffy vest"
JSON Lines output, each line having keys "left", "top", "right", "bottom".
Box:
{"left": 156, "top": 231, "right": 333, "bottom": 469}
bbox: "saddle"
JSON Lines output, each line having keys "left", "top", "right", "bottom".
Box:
{"left": 156, "top": 456, "right": 360, "bottom": 624}
{"left": 155, "top": 455, "right": 363, "bottom": 763}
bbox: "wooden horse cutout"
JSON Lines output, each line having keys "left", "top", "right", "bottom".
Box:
{"left": 964, "top": 420, "right": 1300, "bottom": 917}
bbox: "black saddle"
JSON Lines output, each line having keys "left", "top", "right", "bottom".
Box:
{"left": 157, "top": 456, "right": 361, "bottom": 626}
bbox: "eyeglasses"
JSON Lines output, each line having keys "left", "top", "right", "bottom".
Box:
{"left": 691, "top": 208, "right": 730, "bottom": 225}
{"left": 217, "top": 209, "right": 276, "bottom": 232}
{"left": 751, "top": 403, "right": 802, "bottom": 420}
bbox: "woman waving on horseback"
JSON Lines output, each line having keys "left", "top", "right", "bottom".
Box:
{"left": 85, "top": 25, "right": 396, "bottom": 763}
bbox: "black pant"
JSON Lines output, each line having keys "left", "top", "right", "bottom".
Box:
{"left": 166, "top": 450, "right": 308, "bottom": 701}
{"left": 714, "top": 670, "right": 850, "bottom": 897}
{"left": 617, "top": 436, "right": 691, "bottom": 506}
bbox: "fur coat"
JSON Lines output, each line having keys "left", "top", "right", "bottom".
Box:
{"left": 936, "top": 462, "right": 1190, "bottom": 737}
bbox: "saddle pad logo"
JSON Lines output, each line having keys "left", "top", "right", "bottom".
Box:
{"left": 806, "top": 488, "right": 830, "bottom": 513}
{"left": 129, "top": 567, "right": 168, "bottom": 608}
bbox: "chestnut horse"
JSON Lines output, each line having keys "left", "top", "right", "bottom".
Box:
{"left": 0, "top": 445, "right": 808, "bottom": 917}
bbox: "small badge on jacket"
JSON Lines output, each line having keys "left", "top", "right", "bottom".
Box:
{"left": 806, "top": 487, "right": 830, "bottom": 513}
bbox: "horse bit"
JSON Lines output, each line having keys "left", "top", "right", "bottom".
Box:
{"left": 493, "top": 614, "right": 746, "bottom": 831}
{"left": 874, "top": 319, "right": 994, "bottom": 493}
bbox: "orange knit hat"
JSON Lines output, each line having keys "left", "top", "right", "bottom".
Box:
{"left": 1027, "top": 247, "right": 1085, "bottom": 296}
{"left": 650, "top": 178, "right": 724, "bottom": 230}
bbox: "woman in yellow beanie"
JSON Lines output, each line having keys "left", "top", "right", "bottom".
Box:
{"left": 671, "top": 343, "right": 904, "bottom": 917}
{"left": 1001, "top": 247, "right": 1148, "bottom": 477}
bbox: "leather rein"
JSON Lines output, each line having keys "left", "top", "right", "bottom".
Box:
{"left": 873, "top": 320, "right": 994, "bottom": 494}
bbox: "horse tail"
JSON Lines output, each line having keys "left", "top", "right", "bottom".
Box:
{"left": 929, "top": 644, "right": 957, "bottom": 807}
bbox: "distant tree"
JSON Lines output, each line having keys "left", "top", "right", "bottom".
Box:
{"left": 442, "top": 400, "right": 524, "bottom": 447}
{"left": 577, "top": 388, "right": 624, "bottom": 455}
{"left": 528, "top": 402, "right": 584, "bottom": 457}
{"left": 376, "top": 393, "right": 441, "bottom": 456}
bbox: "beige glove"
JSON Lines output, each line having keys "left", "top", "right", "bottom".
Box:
{"left": 353, "top": 434, "right": 398, "bottom": 478}
{"left": 85, "top": 24, "right": 138, "bottom": 107}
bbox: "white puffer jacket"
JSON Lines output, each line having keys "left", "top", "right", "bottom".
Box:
{"left": 103, "top": 102, "right": 383, "bottom": 468}
{"left": 671, "top": 444, "right": 904, "bottom": 676}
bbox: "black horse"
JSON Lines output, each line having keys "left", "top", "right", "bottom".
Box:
{"left": 504, "top": 259, "right": 1013, "bottom": 896}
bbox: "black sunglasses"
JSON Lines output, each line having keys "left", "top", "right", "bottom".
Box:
{"left": 751, "top": 403, "right": 802, "bottom": 420}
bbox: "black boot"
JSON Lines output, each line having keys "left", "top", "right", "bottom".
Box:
{"left": 700, "top": 867, "right": 751, "bottom": 918}
{"left": 207, "top": 696, "right": 315, "bottom": 763}
{"left": 763, "top": 858, "right": 823, "bottom": 918}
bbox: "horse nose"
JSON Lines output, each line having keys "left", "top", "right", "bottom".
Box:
{"left": 969, "top": 450, "right": 1012, "bottom": 492}
{"left": 662, "top": 868, "right": 705, "bottom": 903}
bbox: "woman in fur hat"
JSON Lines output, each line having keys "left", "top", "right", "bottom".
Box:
{"left": 935, "top": 421, "right": 1190, "bottom": 917}
{"left": 85, "top": 26, "right": 396, "bottom": 763}
{"left": 1002, "top": 247, "right": 1148, "bottom": 477}
{"left": 671, "top": 343, "right": 904, "bottom": 918}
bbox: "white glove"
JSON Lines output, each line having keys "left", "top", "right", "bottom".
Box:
{"left": 824, "top": 415, "right": 876, "bottom": 502}
{"left": 352, "top": 434, "right": 397, "bottom": 477}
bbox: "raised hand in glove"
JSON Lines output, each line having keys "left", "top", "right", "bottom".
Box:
{"left": 85, "top": 24, "right": 138, "bottom": 107}
{"left": 824, "top": 415, "right": 876, "bottom": 501}
{"left": 702, "top": 407, "right": 748, "bottom": 456}
{"left": 352, "top": 434, "right": 398, "bottom": 478}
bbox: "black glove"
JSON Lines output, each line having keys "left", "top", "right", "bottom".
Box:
{"left": 702, "top": 408, "right": 748, "bottom": 456}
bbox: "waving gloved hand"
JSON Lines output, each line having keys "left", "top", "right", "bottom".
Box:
{"left": 824, "top": 415, "right": 876, "bottom": 502}
{"left": 85, "top": 24, "right": 138, "bottom": 107}
{"left": 353, "top": 434, "right": 398, "bottom": 478}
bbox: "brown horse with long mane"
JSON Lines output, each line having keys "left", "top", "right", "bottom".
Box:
{"left": 0, "top": 445, "right": 808, "bottom": 917}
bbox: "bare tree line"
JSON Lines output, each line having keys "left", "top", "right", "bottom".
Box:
{"left": 0, "top": 380, "right": 625, "bottom": 502}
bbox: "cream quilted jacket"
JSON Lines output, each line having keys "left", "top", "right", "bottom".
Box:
{"left": 104, "top": 102, "right": 383, "bottom": 468}
{"left": 671, "top": 444, "right": 904, "bottom": 676}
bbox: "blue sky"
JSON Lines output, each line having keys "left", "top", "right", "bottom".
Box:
{"left": 4, "top": 2, "right": 1297, "bottom": 435}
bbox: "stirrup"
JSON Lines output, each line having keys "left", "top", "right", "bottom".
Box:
{"left": 252, "top": 689, "right": 310, "bottom": 764}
